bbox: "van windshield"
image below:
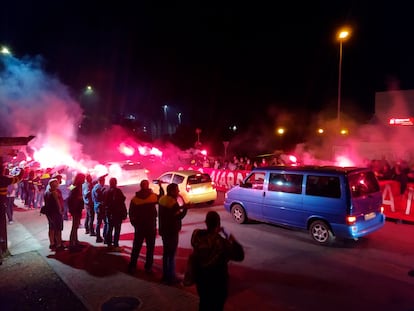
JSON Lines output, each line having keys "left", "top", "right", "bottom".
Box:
{"left": 348, "top": 171, "right": 380, "bottom": 198}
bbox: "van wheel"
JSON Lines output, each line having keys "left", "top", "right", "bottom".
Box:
{"left": 309, "top": 220, "right": 335, "bottom": 246}
{"left": 231, "top": 204, "right": 247, "bottom": 224}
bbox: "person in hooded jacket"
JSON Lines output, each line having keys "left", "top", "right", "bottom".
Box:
{"left": 67, "top": 173, "right": 86, "bottom": 250}
{"left": 190, "top": 211, "right": 244, "bottom": 311}
{"left": 128, "top": 179, "right": 164, "bottom": 274}
{"left": 104, "top": 177, "right": 127, "bottom": 249}
{"left": 158, "top": 183, "right": 189, "bottom": 284}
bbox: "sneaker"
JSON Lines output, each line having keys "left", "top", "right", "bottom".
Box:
{"left": 96, "top": 237, "right": 103, "bottom": 243}
{"left": 85, "top": 230, "right": 90, "bottom": 235}
{"left": 8, "top": 221, "right": 14, "bottom": 224}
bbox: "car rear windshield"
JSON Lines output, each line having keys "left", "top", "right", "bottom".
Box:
{"left": 187, "top": 174, "right": 211, "bottom": 185}
{"left": 348, "top": 170, "right": 380, "bottom": 198}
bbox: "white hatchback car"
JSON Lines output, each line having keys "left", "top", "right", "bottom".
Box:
{"left": 150, "top": 170, "right": 217, "bottom": 205}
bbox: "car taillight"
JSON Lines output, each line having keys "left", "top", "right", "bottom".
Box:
{"left": 380, "top": 206, "right": 384, "bottom": 214}
{"left": 186, "top": 184, "right": 191, "bottom": 193}
{"left": 346, "top": 215, "right": 357, "bottom": 225}
{"left": 211, "top": 181, "right": 216, "bottom": 189}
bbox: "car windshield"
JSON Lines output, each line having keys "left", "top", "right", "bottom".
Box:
{"left": 187, "top": 173, "right": 211, "bottom": 185}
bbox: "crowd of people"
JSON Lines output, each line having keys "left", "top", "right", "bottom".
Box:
{"left": 12, "top": 166, "right": 244, "bottom": 311}
{"left": 368, "top": 159, "right": 414, "bottom": 194}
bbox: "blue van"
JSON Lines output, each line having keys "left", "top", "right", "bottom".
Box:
{"left": 224, "top": 166, "right": 385, "bottom": 245}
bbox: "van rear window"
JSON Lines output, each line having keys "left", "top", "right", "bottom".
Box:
{"left": 348, "top": 171, "right": 380, "bottom": 198}
{"left": 305, "top": 175, "right": 341, "bottom": 198}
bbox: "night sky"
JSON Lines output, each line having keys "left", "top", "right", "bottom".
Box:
{"left": 2, "top": 1, "right": 414, "bottom": 140}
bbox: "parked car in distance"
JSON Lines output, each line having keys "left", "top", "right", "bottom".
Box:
{"left": 150, "top": 170, "right": 217, "bottom": 205}
{"left": 224, "top": 165, "right": 385, "bottom": 245}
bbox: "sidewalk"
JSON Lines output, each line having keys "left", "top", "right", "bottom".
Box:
{"left": 1, "top": 200, "right": 200, "bottom": 311}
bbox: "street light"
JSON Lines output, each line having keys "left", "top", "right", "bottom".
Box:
{"left": 337, "top": 28, "right": 351, "bottom": 125}
{"left": 0, "top": 45, "right": 11, "bottom": 55}
{"left": 162, "top": 105, "right": 168, "bottom": 121}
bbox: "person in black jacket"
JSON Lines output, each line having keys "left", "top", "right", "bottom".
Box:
{"left": 43, "top": 178, "right": 65, "bottom": 251}
{"left": 158, "top": 183, "right": 189, "bottom": 284}
{"left": 128, "top": 179, "right": 163, "bottom": 274}
{"left": 190, "top": 211, "right": 244, "bottom": 311}
{"left": 67, "top": 173, "right": 86, "bottom": 250}
{"left": 105, "top": 177, "right": 127, "bottom": 249}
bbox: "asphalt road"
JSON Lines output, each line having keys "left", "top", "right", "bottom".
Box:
{"left": 2, "top": 187, "right": 414, "bottom": 311}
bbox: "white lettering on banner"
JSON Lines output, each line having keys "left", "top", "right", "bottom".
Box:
{"left": 382, "top": 184, "right": 395, "bottom": 212}
{"left": 406, "top": 187, "right": 414, "bottom": 215}
{"left": 227, "top": 172, "right": 234, "bottom": 188}
{"left": 178, "top": 167, "right": 249, "bottom": 191}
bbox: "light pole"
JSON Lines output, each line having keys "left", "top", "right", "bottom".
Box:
{"left": 162, "top": 105, "right": 168, "bottom": 121}
{"left": 337, "top": 28, "right": 350, "bottom": 125}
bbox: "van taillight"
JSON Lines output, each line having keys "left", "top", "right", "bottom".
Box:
{"left": 346, "top": 216, "right": 357, "bottom": 225}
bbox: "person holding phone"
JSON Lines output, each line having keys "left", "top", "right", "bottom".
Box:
{"left": 190, "top": 211, "right": 245, "bottom": 311}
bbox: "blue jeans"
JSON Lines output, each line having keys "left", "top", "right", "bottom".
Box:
{"left": 95, "top": 210, "right": 108, "bottom": 240}
{"left": 161, "top": 232, "right": 179, "bottom": 282}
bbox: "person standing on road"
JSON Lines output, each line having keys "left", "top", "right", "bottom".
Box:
{"left": 158, "top": 183, "right": 189, "bottom": 284}
{"left": 67, "top": 173, "right": 86, "bottom": 250}
{"left": 0, "top": 163, "right": 23, "bottom": 259}
{"left": 6, "top": 181, "right": 17, "bottom": 224}
{"left": 128, "top": 179, "right": 164, "bottom": 274}
{"left": 82, "top": 174, "right": 95, "bottom": 236}
{"left": 92, "top": 175, "right": 107, "bottom": 243}
{"left": 43, "top": 178, "right": 65, "bottom": 251}
{"left": 104, "top": 177, "right": 127, "bottom": 249}
{"left": 190, "top": 211, "right": 244, "bottom": 311}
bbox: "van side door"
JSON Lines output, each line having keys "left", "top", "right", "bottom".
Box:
{"left": 262, "top": 172, "right": 304, "bottom": 226}
{"left": 238, "top": 171, "right": 267, "bottom": 220}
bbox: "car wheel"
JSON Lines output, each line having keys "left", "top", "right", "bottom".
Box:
{"left": 231, "top": 204, "right": 247, "bottom": 224}
{"left": 206, "top": 200, "right": 215, "bottom": 205}
{"left": 309, "top": 220, "right": 335, "bottom": 246}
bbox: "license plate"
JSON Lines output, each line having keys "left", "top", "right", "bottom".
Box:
{"left": 364, "top": 212, "right": 376, "bottom": 221}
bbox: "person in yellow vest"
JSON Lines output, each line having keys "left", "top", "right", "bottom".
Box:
{"left": 158, "top": 183, "right": 189, "bottom": 284}
{"left": 128, "top": 179, "right": 163, "bottom": 274}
